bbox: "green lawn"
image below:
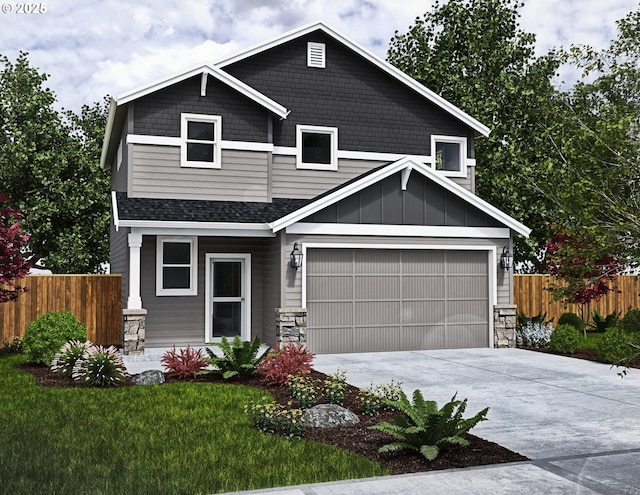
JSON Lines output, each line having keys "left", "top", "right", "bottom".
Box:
{"left": 0, "top": 354, "right": 387, "bottom": 495}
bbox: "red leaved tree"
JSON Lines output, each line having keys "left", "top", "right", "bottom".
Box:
{"left": 545, "top": 230, "right": 624, "bottom": 335}
{"left": 0, "top": 194, "right": 31, "bottom": 302}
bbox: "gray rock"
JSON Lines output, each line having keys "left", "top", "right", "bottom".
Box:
{"left": 132, "top": 369, "right": 165, "bottom": 385}
{"left": 302, "top": 403, "right": 360, "bottom": 428}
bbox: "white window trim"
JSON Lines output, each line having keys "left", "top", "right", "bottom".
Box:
{"left": 430, "top": 135, "right": 467, "bottom": 178}
{"left": 296, "top": 124, "right": 338, "bottom": 171}
{"left": 156, "top": 236, "right": 198, "bottom": 296}
{"left": 181, "top": 113, "right": 222, "bottom": 169}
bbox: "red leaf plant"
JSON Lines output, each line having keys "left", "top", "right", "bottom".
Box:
{"left": 0, "top": 194, "right": 31, "bottom": 303}
{"left": 160, "top": 345, "right": 209, "bottom": 379}
{"left": 256, "top": 343, "right": 315, "bottom": 386}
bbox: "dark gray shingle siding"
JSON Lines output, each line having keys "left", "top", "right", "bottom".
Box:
{"left": 225, "top": 31, "right": 474, "bottom": 156}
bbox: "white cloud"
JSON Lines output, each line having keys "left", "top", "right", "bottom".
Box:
{"left": 0, "top": 0, "right": 636, "bottom": 113}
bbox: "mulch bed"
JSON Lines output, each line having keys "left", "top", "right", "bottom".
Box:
{"left": 16, "top": 363, "right": 528, "bottom": 475}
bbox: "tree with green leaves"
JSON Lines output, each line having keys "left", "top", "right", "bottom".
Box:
{"left": 0, "top": 52, "right": 109, "bottom": 273}
{"left": 534, "top": 8, "right": 640, "bottom": 267}
{"left": 387, "top": 0, "right": 563, "bottom": 271}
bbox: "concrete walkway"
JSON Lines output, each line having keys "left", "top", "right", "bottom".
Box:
{"left": 124, "top": 348, "right": 640, "bottom": 494}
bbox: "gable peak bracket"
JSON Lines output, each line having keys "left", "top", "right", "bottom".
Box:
{"left": 401, "top": 165, "right": 413, "bottom": 191}
{"left": 200, "top": 72, "right": 208, "bottom": 97}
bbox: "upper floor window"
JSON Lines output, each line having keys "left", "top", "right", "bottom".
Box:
{"left": 181, "top": 114, "right": 222, "bottom": 168}
{"left": 156, "top": 236, "right": 197, "bottom": 296}
{"left": 296, "top": 125, "right": 338, "bottom": 171}
{"left": 431, "top": 135, "right": 467, "bottom": 176}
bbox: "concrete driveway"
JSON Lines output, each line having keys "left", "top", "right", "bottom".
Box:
{"left": 126, "top": 347, "right": 640, "bottom": 494}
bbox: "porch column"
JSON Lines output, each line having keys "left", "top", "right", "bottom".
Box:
{"left": 275, "top": 308, "right": 307, "bottom": 346}
{"left": 494, "top": 304, "right": 517, "bottom": 348}
{"left": 127, "top": 232, "right": 143, "bottom": 309}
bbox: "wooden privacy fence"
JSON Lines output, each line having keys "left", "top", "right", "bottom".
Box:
{"left": 1, "top": 275, "right": 121, "bottom": 346}
{"left": 514, "top": 275, "right": 640, "bottom": 322}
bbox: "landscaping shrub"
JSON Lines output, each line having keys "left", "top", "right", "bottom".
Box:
{"left": 206, "top": 336, "right": 267, "bottom": 379}
{"left": 517, "top": 311, "right": 553, "bottom": 328}
{"left": 557, "top": 312, "right": 584, "bottom": 333}
{"left": 257, "top": 343, "right": 315, "bottom": 386}
{"left": 245, "top": 397, "right": 305, "bottom": 438}
{"left": 161, "top": 345, "right": 209, "bottom": 379}
{"left": 288, "top": 374, "right": 318, "bottom": 409}
{"left": 22, "top": 310, "right": 87, "bottom": 365}
{"left": 588, "top": 310, "right": 620, "bottom": 332}
{"left": 549, "top": 324, "right": 582, "bottom": 354}
{"left": 358, "top": 379, "right": 405, "bottom": 416}
{"left": 369, "top": 389, "right": 489, "bottom": 461}
{"left": 324, "top": 369, "right": 347, "bottom": 405}
{"left": 596, "top": 327, "right": 639, "bottom": 365}
{"left": 72, "top": 345, "right": 128, "bottom": 386}
{"left": 50, "top": 340, "right": 93, "bottom": 378}
{"left": 516, "top": 321, "right": 552, "bottom": 348}
{"left": 619, "top": 308, "right": 640, "bottom": 333}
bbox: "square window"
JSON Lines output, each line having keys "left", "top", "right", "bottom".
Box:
{"left": 157, "top": 237, "right": 197, "bottom": 296}
{"left": 431, "top": 136, "right": 467, "bottom": 176}
{"left": 181, "top": 114, "right": 221, "bottom": 168}
{"left": 296, "top": 125, "right": 338, "bottom": 170}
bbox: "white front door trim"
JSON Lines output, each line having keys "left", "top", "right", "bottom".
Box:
{"left": 205, "top": 253, "right": 251, "bottom": 343}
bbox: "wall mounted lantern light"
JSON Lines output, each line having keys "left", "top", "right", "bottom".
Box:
{"left": 500, "top": 246, "right": 513, "bottom": 270}
{"left": 290, "top": 242, "right": 303, "bottom": 269}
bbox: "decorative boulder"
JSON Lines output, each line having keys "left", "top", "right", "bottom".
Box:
{"left": 132, "top": 369, "right": 165, "bottom": 386}
{"left": 303, "top": 404, "right": 360, "bottom": 428}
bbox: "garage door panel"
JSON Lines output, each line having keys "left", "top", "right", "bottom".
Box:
{"left": 309, "top": 301, "right": 353, "bottom": 326}
{"left": 402, "top": 250, "right": 445, "bottom": 274}
{"left": 355, "top": 275, "right": 400, "bottom": 299}
{"left": 307, "top": 328, "right": 354, "bottom": 354}
{"left": 353, "top": 327, "right": 402, "bottom": 352}
{"left": 307, "top": 249, "right": 352, "bottom": 275}
{"left": 446, "top": 251, "right": 487, "bottom": 274}
{"left": 403, "top": 275, "right": 446, "bottom": 299}
{"left": 355, "top": 301, "right": 400, "bottom": 325}
{"left": 446, "top": 325, "right": 488, "bottom": 348}
{"left": 446, "top": 300, "right": 489, "bottom": 323}
{"left": 402, "top": 300, "right": 446, "bottom": 324}
{"left": 307, "top": 275, "right": 353, "bottom": 300}
{"left": 355, "top": 250, "right": 400, "bottom": 273}
{"left": 403, "top": 325, "right": 447, "bottom": 349}
{"left": 446, "top": 275, "right": 488, "bottom": 298}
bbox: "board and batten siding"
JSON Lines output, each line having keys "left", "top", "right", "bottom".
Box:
{"left": 282, "top": 235, "right": 511, "bottom": 309}
{"left": 130, "top": 144, "right": 269, "bottom": 201}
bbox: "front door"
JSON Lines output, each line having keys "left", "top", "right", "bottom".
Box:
{"left": 205, "top": 254, "right": 251, "bottom": 342}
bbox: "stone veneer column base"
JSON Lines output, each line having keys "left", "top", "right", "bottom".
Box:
{"left": 123, "top": 309, "right": 147, "bottom": 355}
{"left": 494, "top": 304, "right": 517, "bottom": 348}
{"left": 275, "top": 308, "right": 307, "bottom": 346}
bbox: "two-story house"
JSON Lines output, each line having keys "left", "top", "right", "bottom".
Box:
{"left": 100, "top": 22, "right": 529, "bottom": 355}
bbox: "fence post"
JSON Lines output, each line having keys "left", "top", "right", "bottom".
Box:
{"left": 122, "top": 309, "right": 146, "bottom": 355}
{"left": 494, "top": 304, "right": 517, "bottom": 348}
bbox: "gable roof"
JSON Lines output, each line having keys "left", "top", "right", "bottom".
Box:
{"left": 99, "top": 63, "right": 289, "bottom": 169}
{"left": 268, "top": 157, "right": 530, "bottom": 237}
{"left": 215, "top": 21, "right": 491, "bottom": 138}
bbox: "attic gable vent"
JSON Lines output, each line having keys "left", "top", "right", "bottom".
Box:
{"left": 307, "top": 42, "right": 326, "bottom": 68}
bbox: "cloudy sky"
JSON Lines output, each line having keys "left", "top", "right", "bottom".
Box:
{"left": 0, "top": 0, "right": 638, "bottom": 114}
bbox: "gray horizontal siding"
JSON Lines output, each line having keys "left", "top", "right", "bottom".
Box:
{"left": 272, "top": 156, "right": 387, "bottom": 199}
{"left": 109, "top": 223, "right": 129, "bottom": 312}
{"left": 141, "top": 236, "right": 272, "bottom": 347}
{"left": 130, "top": 145, "right": 269, "bottom": 201}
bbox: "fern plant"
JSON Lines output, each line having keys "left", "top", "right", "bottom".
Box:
{"left": 206, "top": 336, "right": 267, "bottom": 379}
{"left": 369, "top": 389, "right": 489, "bottom": 461}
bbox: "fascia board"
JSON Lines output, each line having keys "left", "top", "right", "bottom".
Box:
{"left": 115, "top": 64, "right": 288, "bottom": 118}
{"left": 215, "top": 21, "right": 490, "bottom": 137}
{"left": 100, "top": 98, "right": 118, "bottom": 170}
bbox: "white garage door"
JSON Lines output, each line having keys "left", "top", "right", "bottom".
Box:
{"left": 306, "top": 248, "right": 490, "bottom": 353}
